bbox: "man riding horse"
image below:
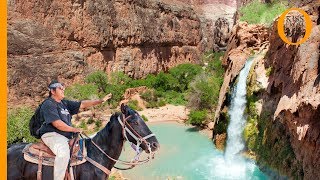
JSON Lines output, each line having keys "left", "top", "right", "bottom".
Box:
{"left": 39, "top": 80, "right": 112, "bottom": 180}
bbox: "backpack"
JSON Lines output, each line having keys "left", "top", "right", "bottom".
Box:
{"left": 29, "top": 101, "right": 46, "bottom": 139}
{"left": 29, "top": 99, "right": 65, "bottom": 139}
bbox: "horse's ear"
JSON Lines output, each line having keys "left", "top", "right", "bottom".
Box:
{"left": 121, "top": 103, "right": 126, "bottom": 114}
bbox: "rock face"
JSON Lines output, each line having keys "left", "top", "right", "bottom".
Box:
{"left": 8, "top": 0, "right": 215, "bottom": 106}
{"left": 215, "top": 2, "right": 320, "bottom": 179}
{"left": 265, "top": 4, "right": 320, "bottom": 178}
{"left": 214, "top": 22, "right": 269, "bottom": 123}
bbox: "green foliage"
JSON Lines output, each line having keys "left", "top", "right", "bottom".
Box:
{"left": 168, "top": 63, "right": 202, "bottom": 92}
{"left": 265, "top": 66, "right": 273, "bottom": 77}
{"left": 207, "top": 52, "right": 225, "bottom": 78}
{"left": 140, "top": 89, "right": 166, "bottom": 108}
{"left": 85, "top": 71, "right": 108, "bottom": 93}
{"left": 153, "top": 72, "right": 179, "bottom": 92}
{"left": 65, "top": 83, "right": 99, "bottom": 100}
{"left": 187, "top": 52, "right": 224, "bottom": 112}
{"left": 188, "top": 73, "right": 221, "bottom": 110}
{"left": 105, "top": 84, "right": 127, "bottom": 108}
{"left": 187, "top": 110, "right": 207, "bottom": 126}
{"left": 87, "top": 117, "right": 95, "bottom": 124}
{"left": 239, "top": 0, "right": 287, "bottom": 25}
{"left": 243, "top": 117, "right": 258, "bottom": 150}
{"left": 79, "top": 120, "right": 88, "bottom": 130}
{"left": 94, "top": 120, "right": 102, "bottom": 131}
{"left": 128, "top": 100, "right": 143, "bottom": 111}
{"left": 214, "top": 110, "right": 229, "bottom": 135}
{"left": 162, "top": 90, "right": 187, "bottom": 105}
{"left": 129, "top": 74, "right": 157, "bottom": 88}
{"left": 141, "top": 114, "right": 148, "bottom": 122}
{"left": 110, "top": 71, "right": 131, "bottom": 85}
{"left": 7, "top": 107, "right": 37, "bottom": 145}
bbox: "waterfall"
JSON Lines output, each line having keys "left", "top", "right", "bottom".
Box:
{"left": 225, "top": 59, "right": 254, "bottom": 161}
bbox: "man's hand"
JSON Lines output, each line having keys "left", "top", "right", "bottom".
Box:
{"left": 72, "top": 128, "right": 82, "bottom": 133}
{"left": 102, "top": 93, "right": 112, "bottom": 103}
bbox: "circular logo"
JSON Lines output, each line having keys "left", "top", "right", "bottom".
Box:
{"left": 277, "top": 8, "right": 312, "bottom": 45}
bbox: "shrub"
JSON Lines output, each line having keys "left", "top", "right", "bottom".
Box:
{"left": 168, "top": 63, "right": 202, "bottom": 92}
{"left": 239, "top": 0, "right": 287, "bottom": 25}
{"left": 65, "top": 83, "right": 99, "bottom": 100}
{"left": 109, "top": 72, "right": 131, "bottom": 85}
{"left": 105, "top": 84, "right": 127, "bottom": 108}
{"left": 7, "top": 107, "right": 37, "bottom": 145}
{"left": 141, "top": 115, "right": 148, "bottom": 122}
{"left": 187, "top": 110, "right": 208, "bottom": 126}
{"left": 141, "top": 89, "right": 166, "bottom": 108}
{"left": 94, "top": 120, "right": 102, "bottom": 131}
{"left": 265, "top": 66, "right": 273, "bottom": 77}
{"left": 85, "top": 71, "right": 108, "bottom": 93}
{"left": 79, "top": 120, "right": 88, "bottom": 130}
{"left": 188, "top": 73, "right": 221, "bottom": 110}
{"left": 87, "top": 117, "right": 95, "bottom": 124}
{"left": 128, "top": 100, "right": 143, "bottom": 111}
{"left": 162, "top": 90, "right": 187, "bottom": 105}
{"left": 207, "top": 52, "right": 225, "bottom": 78}
{"left": 153, "top": 72, "right": 179, "bottom": 92}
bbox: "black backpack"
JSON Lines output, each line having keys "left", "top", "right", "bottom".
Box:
{"left": 29, "top": 99, "right": 64, "bottom": 139}
{"left": 29, "top": 101, "right": 46, "bottom": 139}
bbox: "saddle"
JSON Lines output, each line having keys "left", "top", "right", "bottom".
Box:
{"left": 28, "top": 138, "right": 81, "bottom": 158}
{"left": 23, "top": 137, "right": 87, "bottom": 180}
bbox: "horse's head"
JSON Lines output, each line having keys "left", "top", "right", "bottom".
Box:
{"left": 120, "top": 104, "right": 160, "bottom": 153}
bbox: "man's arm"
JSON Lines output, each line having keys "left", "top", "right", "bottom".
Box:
{"left": 79, "top": 93, "right": 112, "bottom": 109}
{"left": 52, "top": 120, "right": 82, "bottom": 133}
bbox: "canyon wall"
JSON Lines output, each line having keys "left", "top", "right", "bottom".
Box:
{"left": 8, "top": 0, "right": 216, "bottom": 106}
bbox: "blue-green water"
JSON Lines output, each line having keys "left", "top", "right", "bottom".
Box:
{"left": 118, "top": 123, "right": 268, "bottom": 180}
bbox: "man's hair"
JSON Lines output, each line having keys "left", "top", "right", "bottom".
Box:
{"left": 48, "top": 80, "right": 62, "bottom": 97}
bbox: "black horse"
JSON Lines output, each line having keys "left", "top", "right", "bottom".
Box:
{"left": 7, "top": 104, "right": 160, "bottom": 179}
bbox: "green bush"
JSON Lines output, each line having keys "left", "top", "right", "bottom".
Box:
{"left": 105, "top": 84, "right": 127, "bottom": 108}
{"left": 85, "top": 71, "right": 108, "bottom": 93}
{"left": 162, "top": 90, "right": 187, "bottom": 105}
{"left": 141, "top": 115, "right": 148, "bottom": 122}
{"left": 188, "top": 73, "right": 221, "bottom": 110}
{"left": 207, "top": 52, "right": 225, "bottom": 78}
{"left": 140, "top": 89, "right": 167, "bottom": 108}
{"left": 187, "top": 110, "right": 208, "bottom": 126}
{"left": 7, "top": 107, "right": 37, "bottom": 145}
{"left": 153, "top": 72, "right": 179, "bottom": 92}
{"left": 128, "top": 100, "right": 143, "bottom": 111}
{"left": 110, "top": 71, "right": 131, "bottom": 85}
{"left": 87, "top": 117, "right": 95, "bottom": 124}
{"left": 239, "top": 0, "right": 287, "bottom": 25}
{"left": 94, "top": 120, "right": 102, "bottom": 131}
{"left": 265, "top": 66, "right": 273, "bottom": 77}
{"left": 65, "top": 83, "right": 99, "bottom": 100}
{"left": 79, "top": 120, "right": 88, "bottom": 130}
{"left": 168, "top": 64, "right": 202, "bottom": 92}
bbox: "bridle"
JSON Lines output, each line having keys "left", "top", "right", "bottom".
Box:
{"left": 118, "top": 113, "right": 156, "bottom": 162}
{"left": 81, "top": 112, "right": 156, "bottom": 171}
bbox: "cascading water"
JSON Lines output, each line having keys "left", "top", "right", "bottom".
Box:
{"left": 225, "top": 59, "right": 254, "bottom": 160}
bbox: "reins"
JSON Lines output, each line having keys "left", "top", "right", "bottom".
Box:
{"left": 80, "top": 113, "right": 156, "bottom": 171}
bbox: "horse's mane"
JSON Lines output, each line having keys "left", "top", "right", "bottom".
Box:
{"left": 92, "top": 112, "right": 121, "bottom": 144}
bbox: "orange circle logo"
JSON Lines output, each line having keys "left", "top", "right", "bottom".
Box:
{"left": 277, "top": 8, "right": 312, "bottom": 45}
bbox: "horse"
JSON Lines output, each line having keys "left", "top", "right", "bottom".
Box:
{"left": 7, "top": 104, "right": 160, "bottom": 179}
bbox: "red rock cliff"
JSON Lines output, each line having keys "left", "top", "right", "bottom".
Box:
{"left": 8, "top": 0, "right": 216, "bottom": 106}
